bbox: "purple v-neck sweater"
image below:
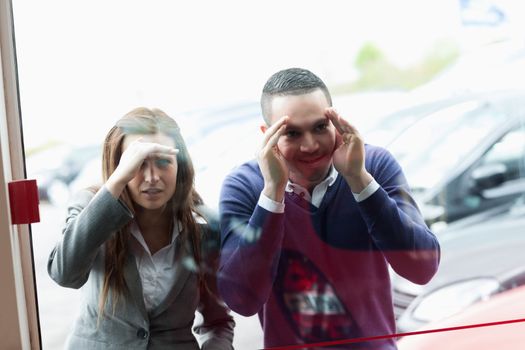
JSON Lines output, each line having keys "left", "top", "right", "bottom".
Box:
{"left": 218, "top": 144, "right": 440, "bottom": 349}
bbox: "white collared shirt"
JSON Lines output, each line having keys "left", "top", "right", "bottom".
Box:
{"left": 129, "top": 221, "right": 180, "bottom": 312}
{"left": 258, "top": 166, "right": 380, "bottom": 213}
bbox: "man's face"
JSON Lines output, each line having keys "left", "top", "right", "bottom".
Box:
{"left": 268, "top": 89, "right": 336, "bottom": 189}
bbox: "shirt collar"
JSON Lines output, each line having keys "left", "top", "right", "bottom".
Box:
{"left": 285, "top": 165, "right": 339, "bottom": 193}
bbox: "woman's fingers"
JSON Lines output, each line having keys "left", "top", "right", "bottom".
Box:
{"left": 133, "top": 139, "right": 178, "bottom": 154}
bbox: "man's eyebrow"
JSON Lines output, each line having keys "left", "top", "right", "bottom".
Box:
{"left": 284, "top": 124, "right": 300, "bottom": 130}
{"left": 314, "top": 119, "right": 329, "bottom": 126}
{"left": 285, "top": 117, "right": 328, "bottom": 130}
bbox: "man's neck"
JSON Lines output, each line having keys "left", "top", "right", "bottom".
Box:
{"left": 289, "top": 166, "right": 333, "bottom": 194}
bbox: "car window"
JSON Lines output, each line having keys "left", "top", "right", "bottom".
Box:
{"left": 480, "top": 128, "right": 525, "bottom": 167}
{"left": 470, "top": 127, "right": 525, "bottom": 189}
{"left": 388, "top": 101, "right": 511, "bottom": 190}
{"left": 364, "top": 111, "right": 428, "bottom": 147}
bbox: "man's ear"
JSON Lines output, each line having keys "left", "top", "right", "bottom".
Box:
{"left": 260, "top": 124, "right": 268, "bottom": 133}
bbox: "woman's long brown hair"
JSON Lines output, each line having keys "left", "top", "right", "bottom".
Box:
{"left": 97, "top": 107, "right": 204, "bottom": 320}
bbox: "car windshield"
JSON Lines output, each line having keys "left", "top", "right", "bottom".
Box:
{"left": 387, "top": 100, "right": 510, "bottom": 190}
{"left": 364, "top": 110, "right": 427, "bottom": 147}
{"left": 363, "top": 98, "right": 469, "bottom": 147}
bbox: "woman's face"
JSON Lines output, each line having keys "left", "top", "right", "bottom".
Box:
{"left": 123, "top": 132, "right": 178, "bottom": 212}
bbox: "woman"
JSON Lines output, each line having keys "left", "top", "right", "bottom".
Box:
{"left": 48, "top": 107, "right": 235, "bottom": 349}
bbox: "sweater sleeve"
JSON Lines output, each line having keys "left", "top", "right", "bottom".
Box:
{"left": 217, "top": 163, "right": 286, "bottom": 316}
{"left": 357, "top": 146, "right": 441, "bottom": 284}
{"left": 47, "top": 186, "right": 133, "bottom": 288}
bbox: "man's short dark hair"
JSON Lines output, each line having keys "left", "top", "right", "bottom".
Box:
{"left": 261, "top": 67, "right": 333, "bottom": 124}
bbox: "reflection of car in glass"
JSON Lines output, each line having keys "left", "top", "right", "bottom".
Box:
{"left": 26, "top": 144, "right": 101, "bottom": 206}
{"left": 392, "top": 194, "right": 525, "bottom": 332}
{"left": 186, "top": 101, "right": 261, "bottom": 209}
{"left": 362, "top": 93, "right": 480, "bottom": 148}
{"left": 396, "top": 284, "right": 525, "bottom": 350}
{"left": 26, "top": 144, "right": 71, "bottom": 204}
{"left": 367, "top": 90, "right": 525, "bottom": 229}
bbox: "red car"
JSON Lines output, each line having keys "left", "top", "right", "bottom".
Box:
{"left": 397, "top": 285, "right": 525, "bottom": 349}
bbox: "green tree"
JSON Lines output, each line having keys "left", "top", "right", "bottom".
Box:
{"left": 332, "top": 40, "right": 459, "bottom": 94}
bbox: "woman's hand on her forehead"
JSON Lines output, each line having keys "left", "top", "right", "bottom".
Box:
{"left": 121, "top": 138, "right": 179, "bottom": 172}
{"left": 105, "top": 138, "right": 178, "bottom": 198}
{"left": 123, "top": 138, "right": 178, "bottom": 165}
{"left": 132, "top": 137, "right": 179, "bottom": 157}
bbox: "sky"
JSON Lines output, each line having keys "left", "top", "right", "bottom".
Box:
{"left": 10, "top": 0, "right": 524, "bottom": 149}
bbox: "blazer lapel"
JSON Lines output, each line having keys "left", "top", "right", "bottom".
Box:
{"left": 123, "top": 253, "right": 149, "bottom": 321}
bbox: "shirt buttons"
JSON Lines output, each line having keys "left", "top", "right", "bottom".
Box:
{"left": 137, "top": 327, "right": 148, "bottom": 339}
{"left": 299, "top": 192, "right": 305, "bottom": 197}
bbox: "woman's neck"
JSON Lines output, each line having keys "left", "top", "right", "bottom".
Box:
{"left": 135, "top": 206, "right": 174, "bottom": 254}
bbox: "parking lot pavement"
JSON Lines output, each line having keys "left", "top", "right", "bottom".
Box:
{"left": 31, "top": 203, "right": 263, "bottom": 349}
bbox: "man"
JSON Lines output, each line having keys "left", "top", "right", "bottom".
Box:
{"left": 218, "top": 68, "right": 440, "bottom": 349}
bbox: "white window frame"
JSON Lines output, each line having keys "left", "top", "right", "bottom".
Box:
{"left": 0, "top": 0, "right": 41, "bottom": 348}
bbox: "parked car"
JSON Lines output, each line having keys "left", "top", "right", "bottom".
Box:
{"left": 26, "top": 143, "right": 101, "bottom": 206}
{"left": 392, "top": 193, "right": 525, "bottom": 332}
{"left": 25, "top": 144, "right": 71, "bottom": 203}
{"left": 396, "top": 284, "right": 525, "bottom": 350}
{"left": 362, "top": 92, "right": 485, "bottom": 148}
{"left": 366, "top": 90, "right": 525, "bottom": 229}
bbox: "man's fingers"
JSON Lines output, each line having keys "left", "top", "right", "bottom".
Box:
{"left": 326, "top": 107, "right": 361, "bottom": 138}
{"left": 334, "top": 132, "right": 344, "bottom": 148}
{"left": 337, "top": 115, "right": 360, "bottom": 136}
{"left": 265, "top": 125, "right": 287, "bottom": 151}
{"left": 325, "top": 108, "right": 347, "bottom": 135}
{"left": 262, "top": 116, "right": 288, "bottom": 146}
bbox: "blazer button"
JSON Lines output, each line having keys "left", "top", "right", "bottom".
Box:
{"left": 137, "top": 328, "right": 148, "bottom": 339}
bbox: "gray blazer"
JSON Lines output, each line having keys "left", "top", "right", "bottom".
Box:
{"left": 48, "top": 187, "right": 235, "bottom": 350}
